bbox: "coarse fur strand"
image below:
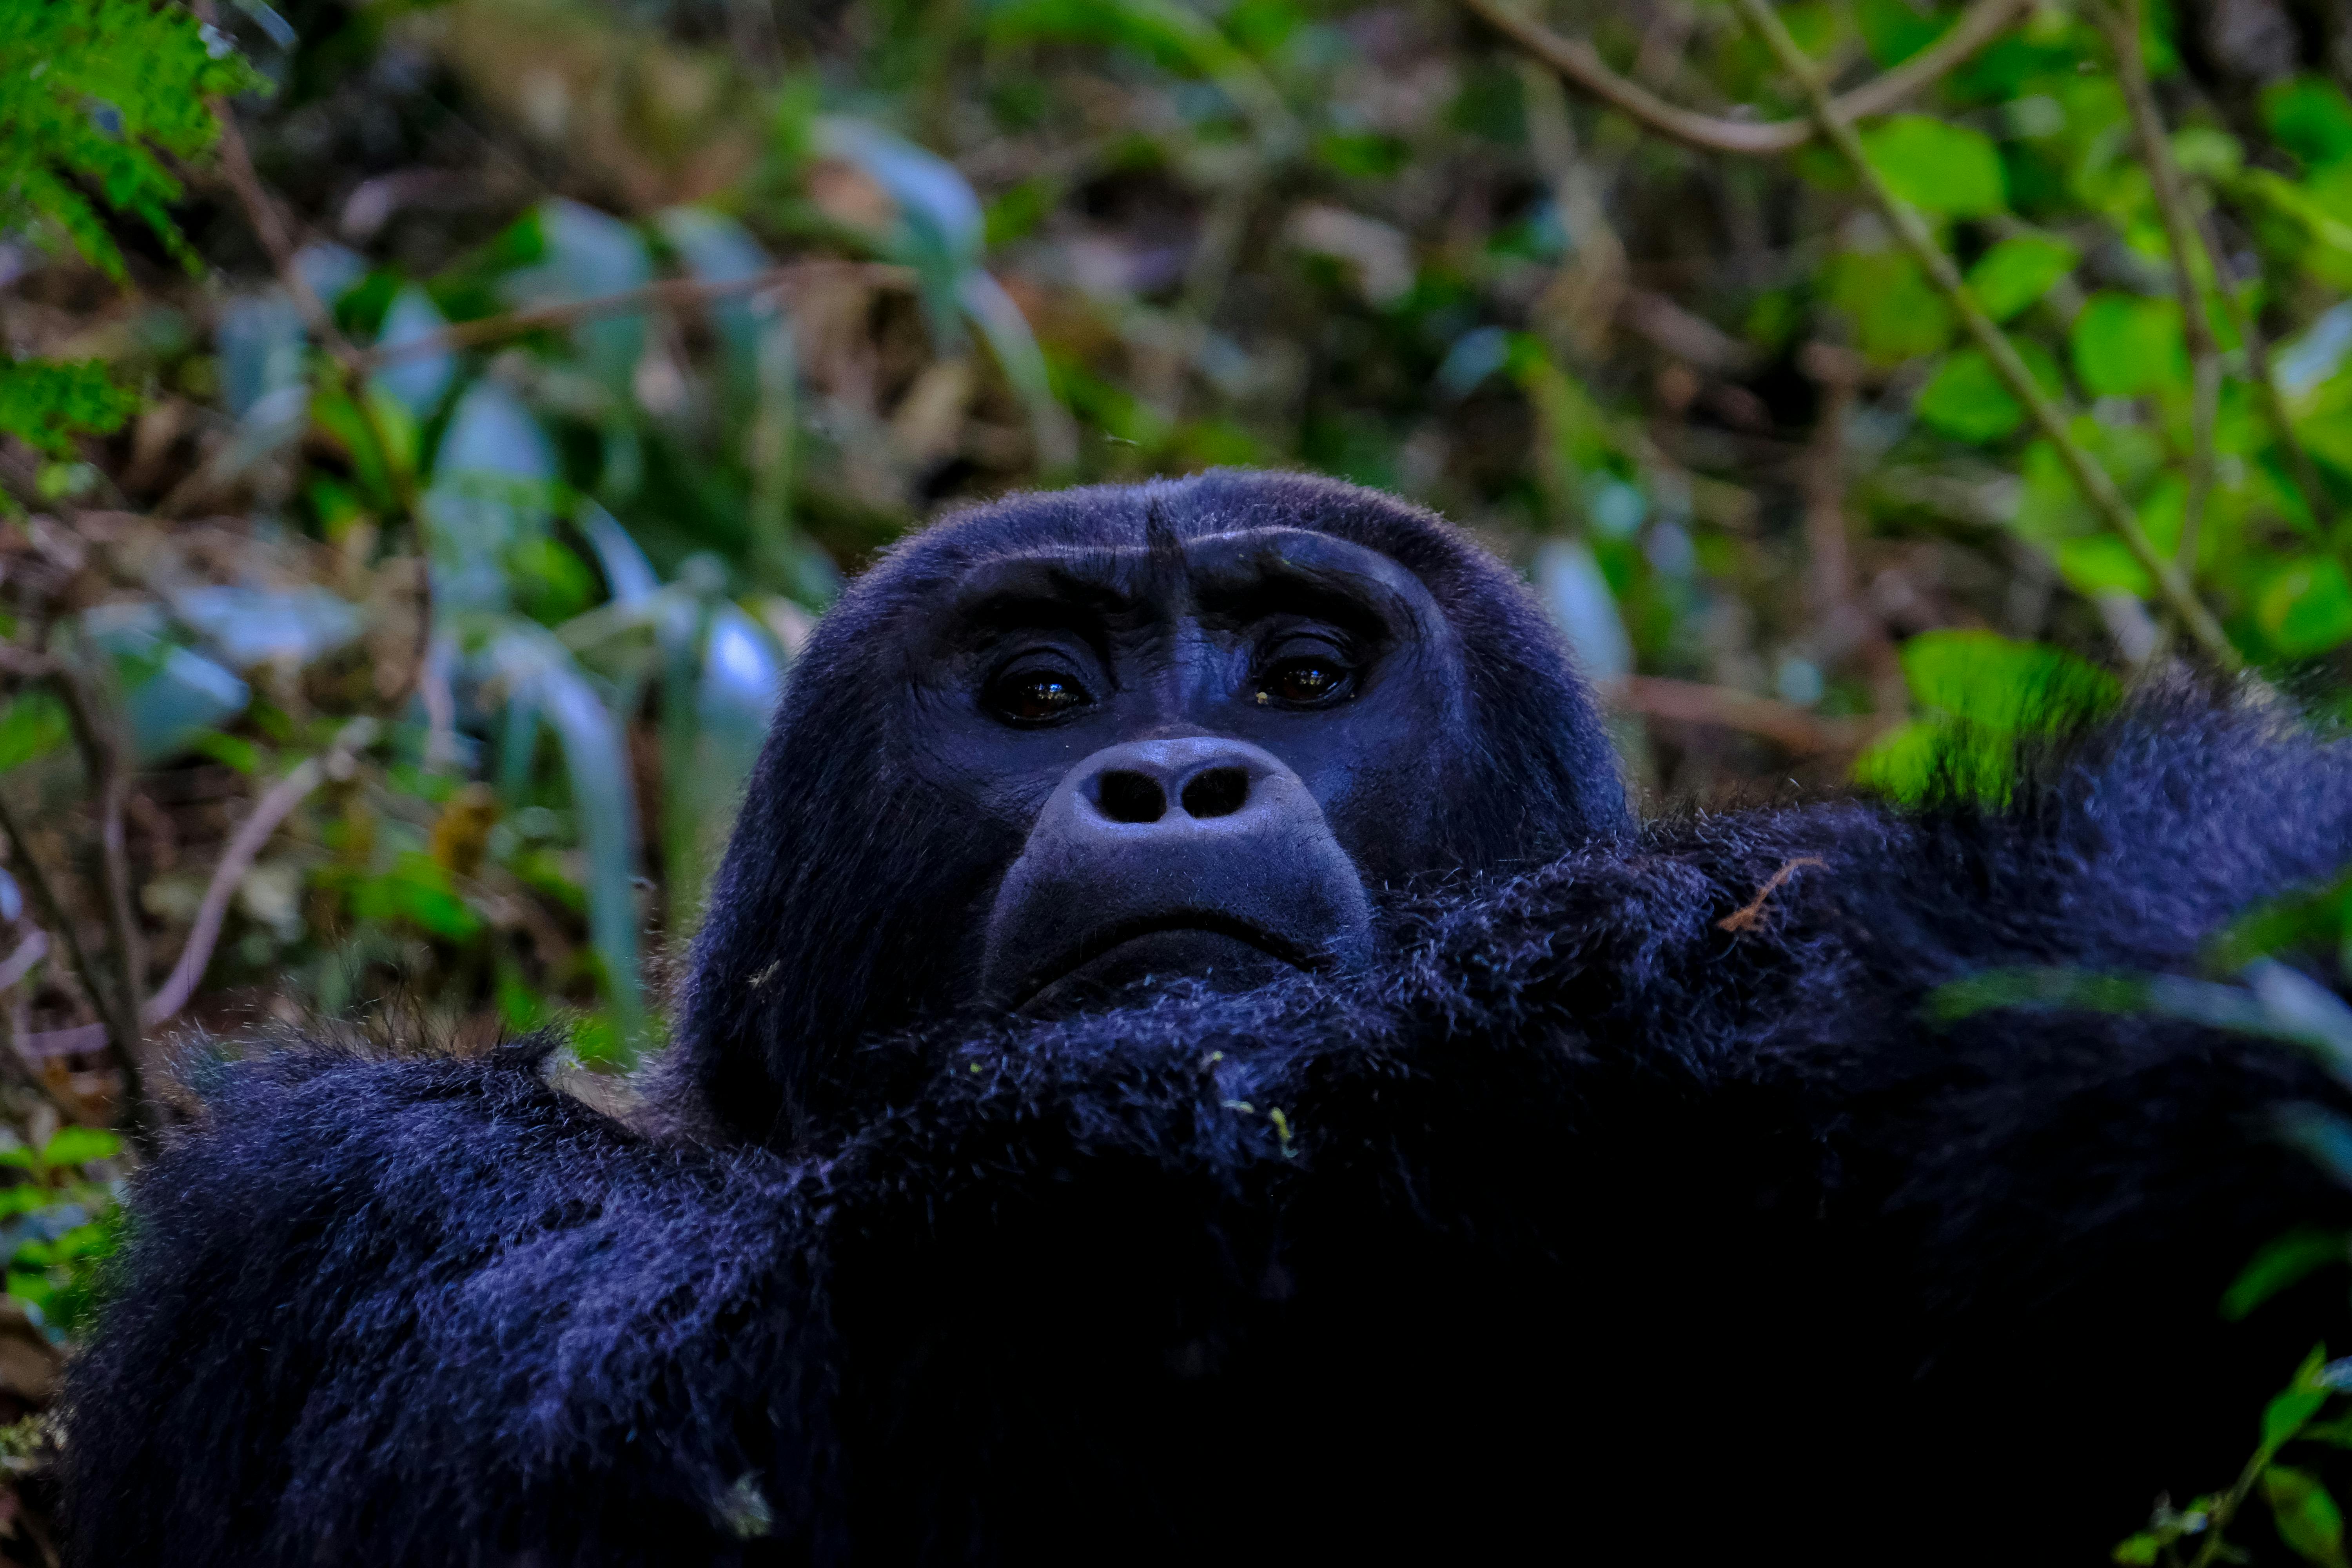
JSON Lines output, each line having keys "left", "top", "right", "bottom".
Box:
{"left": 62, "top": 689, "right": 2352, "bottom": 1565}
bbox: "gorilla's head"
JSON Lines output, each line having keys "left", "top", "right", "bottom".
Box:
{"left": 676, "top": 472, "right": 1627, "bottom": 1143}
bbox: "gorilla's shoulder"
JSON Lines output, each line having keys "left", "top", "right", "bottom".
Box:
{"left": 67, "top": 1038, "right": 832, "bottom": 1566}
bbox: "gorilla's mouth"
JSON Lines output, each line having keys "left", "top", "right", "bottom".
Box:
{"left": 1011, "top": 911, "right": 1323, "bottom": 1014}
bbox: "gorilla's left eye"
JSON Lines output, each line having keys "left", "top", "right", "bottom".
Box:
{"left": 1258, "top": 654, "right": 1354, "bottom": 707}
{"left": 986, "top": 665, "right": 1094, "bottom": 724}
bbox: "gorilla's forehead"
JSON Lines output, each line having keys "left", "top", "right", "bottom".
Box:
{"left": 931, "top": 526, "right": 1448, "bottom": 646}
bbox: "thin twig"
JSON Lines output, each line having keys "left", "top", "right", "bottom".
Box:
{"left": 1602, "top": 675, "right": 1875, "bottom": 755}
{"left": 1724, "top": 0, "right": 2242, "bottom": 672}
{"left": 1457, "top": 0, "right": 2030, "bottom": 156}
{"left": 142, "top": 720, "right": 374, "bottom": 1028}
{"left": 2186, "top": 1443, "right": 2269, "bottom": 1568}
{"left": 203, "top": 86, "right": 441, "bottom": 709}
{"left": 0, "top": 792, "right": 152, "bottom": 1144}
{"left": 47, "top": 661, "right": 150, "bottom": 1082}
{"left": 2099, "top": 0, "right": 2220, "bottom": 575}
{"left": 356, "top": 262, "right": 916, "bottom": 372}
{"left": 2195, "top": 204, "right": 2341, "bottom": 544}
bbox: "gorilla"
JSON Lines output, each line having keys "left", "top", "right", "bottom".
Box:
{"left": 60, "top": 472, "right": 2352, "bottom": 1566}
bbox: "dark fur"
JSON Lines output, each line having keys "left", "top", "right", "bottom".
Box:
{"left": 60, "top": 475, "right": 2352, "bottom": 1564}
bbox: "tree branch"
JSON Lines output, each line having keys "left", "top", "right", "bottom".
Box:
{"left": 1603, "top": 675, "right": 1875, "bottom": 755}
{"left": 1456, "top": 0, "right": 2030, "bottom": 156}
{"left": 0, "top": 790, "right": 153, "bottom": 1145}
{"left": 354, "top": 261, "right": 915, "bottom": 372}
{"left": 1724, "top": 0, "right": 2243, "bottom": 672}
{"left": 2098, "top": 0, "right": 2221, "bottom": 577}
{"left": 2196, "top": 205, "right": 2341, "bottom": 544}
{"left": 47, "top": 661, "right": 153, "bottom": 1108}
{"left": 142, "top": 720, "right": 374, "bottom": 1029}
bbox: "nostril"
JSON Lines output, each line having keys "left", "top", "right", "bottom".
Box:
{"left": 1179, "top": 767, "right": 1250, "bottom": 820}
{"left": 1096, "top": 770, "right": 1167, "bottom": 824}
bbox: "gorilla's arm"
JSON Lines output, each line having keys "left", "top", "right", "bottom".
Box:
{"left": 64, "top": 1044, "right": 833, "bottom": 1568}
{"left": 815, "top": 695, "right": 2352, "bottom": 1556}
{"left": 64, "top": 699, "right": 2352, "bottom": 1565}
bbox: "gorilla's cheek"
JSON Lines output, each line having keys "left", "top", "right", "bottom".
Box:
{"left": 979, "top": 735, "right": 1372, "bottom": 1014}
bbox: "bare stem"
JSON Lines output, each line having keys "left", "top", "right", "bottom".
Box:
{"left": 357, "top": 262, "right": 915, "bottom": 372}
{"left": 2186, "top": 1443, "right": 2268, "bottom": 1568}
{"left": 2098, "top": 0, "right": 2221, "bottom": 576}
{"left": 48, "top": 662, "right": 149, "bottom": 1077}
{"left": 2195, "top": 205, "right": 2342, "bottom": 544}
{"left": 1725, "top": 0, "right": 2242, "bottom": 671}
{"left": 143, "top": 720, "right": 375, "bottom": 1029}
{"left": 0, "top": 788, "right": 152, "bottom": 1145}
{"left": 1604, "top": 675, "right": 1878, "bottom": 755}
{"left": 1457, "top": 0, "right": 2029, "bottom": 156}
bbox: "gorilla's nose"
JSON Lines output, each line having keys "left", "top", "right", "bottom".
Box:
{"left": 982, "top": 737, "right": 1373, "bottom": 1014}
{"left": 1084, "top": 739, "right": 1270, "bottom": 828}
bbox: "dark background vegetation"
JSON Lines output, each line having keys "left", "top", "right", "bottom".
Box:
{"left": 9, "top": 0, "right": 2352, "bottom": 1559}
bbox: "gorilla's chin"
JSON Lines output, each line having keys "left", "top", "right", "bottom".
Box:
{"left": 1014, "top": 922, "right": 1305, "bottom": 1017}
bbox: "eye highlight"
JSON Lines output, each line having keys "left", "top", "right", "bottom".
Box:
{"left": 1256, "top": 651, "right": 1354, "bottom": 708}
{"left": 985, "top": 664, "right": 1094, "bottom": 724}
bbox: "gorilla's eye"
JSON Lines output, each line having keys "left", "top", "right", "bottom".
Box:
{"left": 986, "top": 665, "right": 1094, "bottom": 724}
{"left": 1258, "top": 654, "right": 1353, "bottom": 707}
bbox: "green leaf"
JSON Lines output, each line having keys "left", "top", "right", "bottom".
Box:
{"left": 1917, "top": 351, "right": 2022, "bottom": 443}
{"left": 1862, "top": 116, "right": 2007, "bottom": 216}
{"left": 2263, "top": 77, "right": 2352, "bottom": 170}
{"left": 2111, "top": 1532, "right": 2162, "bottom": 1565}
{"left": 1965, "top": 234, "right": 2080, "bottom": 323}
{"left": 2266, "top": 1347, "right": 2335, "bottom": 1454}
{"left": 2260, "top": 559, "right": 2352, "bottom": 659}
{"left": 0, "top": 359, "right": 139, "bottom": 459}
{"left": 1898, "top": 630, "right": 2121, "bottom": 733}
{"left": 2265, "top": 1465, "right": 2350, "bottom": 1568}
{"left": 2227, "top": 1230, "right": 2352, "bottom": 1320}
{"left": 0, "top": 690, "right": 67, "bottom": 775}
{"left": 0, "top": 0, "right": 265, "bottom": 278}
{"left": 1915, "top": 342, "right": 2063, "bottom": 444}
{"left": 38, "top": 1126, "right": 120, "bottom": 1169}
{"left": 1826, "top": 249, "right": 1954, "bottom": 364}
{"left": 1854, "top": 0, "right": 1945, "bottom": 67}
{"left": 2071, "top": 292, "right": 2187, "bottom": 397}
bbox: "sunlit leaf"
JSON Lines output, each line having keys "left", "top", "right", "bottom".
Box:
{"left": 2267, "top": 1348, "right": 2337, "bottom": 1454}
{"left": 2072, "top": 292, "right": 2187, "bottom": 398}
{"left": 655, "top": 207, "right": 772, "bottom": 403}
{"left": 1915, "top": 343, "right": 2062, "bottom": 443}
{"left": 0, "top": 691, "right": 68, "bottom": 774}
{"left": 1965, "top": 234, "right": 2079, "bottom": 323}
{"left": 369, "top": 284, "right": 455, "bottom": 419}
{"left": 216, "top": 291, "right": 306, "bottom": 420}
{"left": 503, "top": 200, "right": 652, "bottom": 389}
{"left": 38, "top": 1127, "right": 120, "bottom": 1169}
{"left": 1863, "top": 116, "right": 2006, "bottom": 216}
{"left": 1898, "top": 631, "right": 2120, "bottom": 733}
{"left": 2264, "top": 77, "right": 2352, "bottom": 169}
{"left": 2261, "top": 559, "right": 2352, "bottom": 658}
{"left": 1826, "top": 248, "right": 1953, "bottom": 363}
{"left": 958, "top": 270, "right": 1078, "bottom": 470}
{"left": 487, "top": 625, "right": 644, "bottom": 1044}
{"left": 1533, "top": 540, "right": 1631, "bottom": 681}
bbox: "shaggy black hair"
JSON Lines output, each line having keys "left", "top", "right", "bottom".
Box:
{"left": 56, "top": 475, "right": 2352, "bottom": 1566}
{"left": 670, "top": 472, "right": 1631, "bottom": 1142}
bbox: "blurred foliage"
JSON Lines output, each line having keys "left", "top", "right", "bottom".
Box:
{"left": 5, "top": 0, "right": 2352, "bottom": 1555}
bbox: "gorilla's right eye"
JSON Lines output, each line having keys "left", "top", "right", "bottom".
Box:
{"left": 985, "top": 665, "right": 1094, "bottom": 724}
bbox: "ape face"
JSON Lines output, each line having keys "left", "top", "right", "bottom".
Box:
{"left": 925, "top": 524, "right": 1469, "bottom": 1013}
{"left": 682, "top": 472, "right": 1628, "bottom": 1140}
